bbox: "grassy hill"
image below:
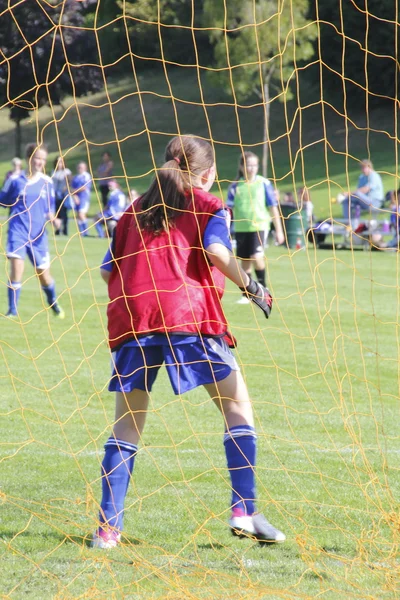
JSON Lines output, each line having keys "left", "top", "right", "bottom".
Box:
{"left": 0, "top": 64, "right": 398, "bottom": 218}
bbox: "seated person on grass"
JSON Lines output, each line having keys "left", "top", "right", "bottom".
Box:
{"left": 340, "top": 159, "right": 384, "bottom": 227}
{"left": 94, "top": 180, "right": 126, "bottom": 238}
{"left": 371, "top": 189, "right": 400, "bottom": 249}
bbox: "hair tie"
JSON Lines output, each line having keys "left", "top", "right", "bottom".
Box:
{"left": 173, "top": 156, "right": 181, "bottom": 165}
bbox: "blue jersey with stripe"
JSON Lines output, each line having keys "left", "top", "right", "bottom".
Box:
{"left": 0, "top": 172, "right": 55, "bottom": 242}
{"left": 71, "top": 172, "right": 92, "bottom": 202}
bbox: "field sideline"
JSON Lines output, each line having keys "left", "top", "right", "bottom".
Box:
{"left": 1, "top": 229, "right": 399, "bottom": 598}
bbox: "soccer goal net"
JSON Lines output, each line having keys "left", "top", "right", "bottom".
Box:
{"left": 1, "top": 1, "right": 399, "bottom": 598}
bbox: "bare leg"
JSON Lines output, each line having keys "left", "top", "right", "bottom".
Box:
{"left": 9, "top": 257, "right": 25, "bottom": 283}
{"left": 7, "top": 258, "right": 25, "bottom": 314}
{"left": 36, "top": 267, "right": 53, "bottom": 287}
{"left": 112, "top": 389, "right": 150, "bottom": 445}
{"left": 204, "top": 369, "right": 254, "bottom": 429}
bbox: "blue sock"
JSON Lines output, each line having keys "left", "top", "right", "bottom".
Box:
{"left": 224, "top": 425, "right": 257, "bottom": 515}
{"left": 7, "top": 281, "right": 21, "bottom": 314}
{"left": 99, "top": 437, "right": 137, "bottom": 531}
{"left": 95, "top": 220, "right": 105, "bottom": 238}
{"left": 42, "top": 281, "right": 57, "bottom": 306}
{"left": 79, "top": 220, "right": 88, "bottom": 235}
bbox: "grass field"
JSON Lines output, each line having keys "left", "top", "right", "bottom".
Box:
{"left": 1, "top": 227, "right": 400, "bottom": 599}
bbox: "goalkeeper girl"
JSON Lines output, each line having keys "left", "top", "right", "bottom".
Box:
{"left": 94, "top": 136, "right": 286, "bottom": 548}
{"left": 0, "top": 143, "right": 64, "bottom": 318}
{"left": 227, "top": 151, "right": 285, "bottom": 304}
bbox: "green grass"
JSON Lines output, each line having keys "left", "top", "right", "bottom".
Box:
{"left": 1, "top": 65, "right": 400, "bottom": 598}
{"left": 1, "top": 228, "right": 400, "bottom": 599}
{"left": 0, "top": 65, "right": 398, "bottom": 220}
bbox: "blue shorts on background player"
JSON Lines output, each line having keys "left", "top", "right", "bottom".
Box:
{"left": 71, "top": 162, "right": 92, "bottom": 236}
{"left": 94, "top": 180, "right": 126, "bottom": 238}
{"left": 0, "top": 143, "right": 65, "bottom": 319}
{"left": 92, "top": 135, "right": 285, "bottom": 549}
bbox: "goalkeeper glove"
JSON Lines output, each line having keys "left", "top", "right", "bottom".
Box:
{"left": 239, "top": 277, "right": 273, "bottom": 318}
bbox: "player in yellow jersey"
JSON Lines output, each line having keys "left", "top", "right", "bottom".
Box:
{"left": 227, "top": 152, "right": 284, "bottom": 304}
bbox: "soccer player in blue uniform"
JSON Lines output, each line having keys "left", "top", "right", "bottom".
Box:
{"left": 92, "top": 135, "right": 286, "bottom": 549}
{"left": 71, "top": 162, "right": 92, "bottom": 235}
{"left": 0, "top": 143, "right": 64, "bottom": 318}
{"left": 94, "top": 180, "right": 126, "bottom": 237}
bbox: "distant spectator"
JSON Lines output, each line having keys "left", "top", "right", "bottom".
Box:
{"left": 52, "top": 156, "right": 72, "bottom": 236}
{"left": 71, "top": 162, "right": 92, "bottom": 236}
{"left": 129, "top": 189, "right": 140, "bottom": 204}
{"left": 94, "top": 180, "right": 126, "bottom": 238}
{"left": 340, "top": 159, "right": 384, "bottom": 227}
{"left": 371, "top": 189, "right": 400, "bottom": 249}
{"left": 297, "top": 186, "right": 314, "bottom": 225}
{"left": 97, "top": 151, "right": 113, "bottom": 208}
{"left": 3, "top": 157, "right": 22, "bottom": 185}
{"left": 282, "top": 191, "right": 295, "bottom": 205}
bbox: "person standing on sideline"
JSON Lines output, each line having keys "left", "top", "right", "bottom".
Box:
{"left": 0, "top": 143, "right": 64, "bottom": 318}
{"left": 92, "top": 135, "right": 286, "bottom": 549}
{"left": 227, "top": 151, "right": 284, "bottom": 304}
{"left": 97, "top": 152, "right": 114, "bottom": 208}
{"left": 3, "top": 157, "right": 23, "bottom": 186}
{"left": 340, "top": 159, "right": 384, "bottom": 227}
{"left": 52, "top": 156, "right": 72, "bottom": 236}
{"left": 71, "top": 161, "right": 92, "bottom": 236}
{"left": 94, "top": 180, "right": 126, "bottom": 237}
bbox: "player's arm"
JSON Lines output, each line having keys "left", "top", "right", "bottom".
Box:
{"left": 270, "top": 205, "right": 285, "bottom": 245}
{"left": 203, "top": 210, "right": 272, "bottom": 318}
{"left": 100, "top": 236, "right": 116, "bottom": 283}
{"left": 0, "top": 178, "right": 16, "bottom": 207}
{"left": 205, "top": 243, "right": 273, "bottom": 318}
{"left": 264, "top": 182, "right": 285, "bottom": 245}
{"left": 226, "top": 183, "right": 236, "bottom": 210}
{"left": 46, "top": 181, "right": 56, "bottom": 221}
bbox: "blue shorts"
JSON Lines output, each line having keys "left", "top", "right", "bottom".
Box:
{"left": 74, "top": 199, "right": 90, "bottom": 213}
{"left": 7, "top": 235, "right": 50, "bottom": 269}
{"left": 109, "top": 337, "right": 239, "bottom": 395}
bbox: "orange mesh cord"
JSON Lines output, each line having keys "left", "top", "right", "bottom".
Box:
{"left": 1, "top": 1, "right": 399, "bottom": 598}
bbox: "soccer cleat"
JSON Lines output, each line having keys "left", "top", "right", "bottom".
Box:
{"left": 6, "top": 311, "right": 18, "bottom": 319}
{"left": 229, "top": 509, "right": 286, "bottom": 543}
{"left": 51, "top": 303, "right": 65, "bottom": 319}
{"left": 92, "top": 529, "right": 121, "bottom": 549}
{"left": 236, "top": 296, "right": 251, "bottom": 305}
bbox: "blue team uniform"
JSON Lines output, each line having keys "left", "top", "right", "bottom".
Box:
{"left": 103, "top": 190, "right": 126, "bottom": 220}
{"left": 71, "top": 172, "right": 92, "bottom": 212}
{"left": 101, "top": 208, "right": 237, "bottom": 394}
{"left": 0, "top": 172, "right": 55, "bottom": 269}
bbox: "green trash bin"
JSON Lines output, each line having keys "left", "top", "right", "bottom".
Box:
{"left": 279, "top": 203, "right": 308, "bottom": 248}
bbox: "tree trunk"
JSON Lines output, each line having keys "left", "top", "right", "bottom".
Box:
{"left": 262, "top": 81, "right": 270, "bottom": 178}
{"left": 15, "top": 119, "right": 22, "bottom": 158}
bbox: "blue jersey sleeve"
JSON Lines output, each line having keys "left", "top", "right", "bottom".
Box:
{"left": 101, "top": 246, "right": 114, "bottom": 272}
{"left": 0, "top": 177, "right": 17, "bottom": 207}
{"left": 226, "top": 183, "right": 237, "bottom": 209}
{"left": 203, "top": 208, "right": 232, "bottom": 251}
{"left": 263, "top": 181, "right": 277, "bottom": 207}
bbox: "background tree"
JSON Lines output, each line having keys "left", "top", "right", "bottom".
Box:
{"left": 203, "top": 0, "right": 316, "bottom": 176}
{"left": 308, "top": 0, "right": 399, "bottom": 111}
{"left": 120, "top": 0, "right": 213, "bottom": 69}
{"left": 0, "top": 0, "right": 103, "bottom": 156}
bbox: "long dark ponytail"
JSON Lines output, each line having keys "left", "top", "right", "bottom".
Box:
{"left": 138, "top": 136, "right": 215, "bottom": 233}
